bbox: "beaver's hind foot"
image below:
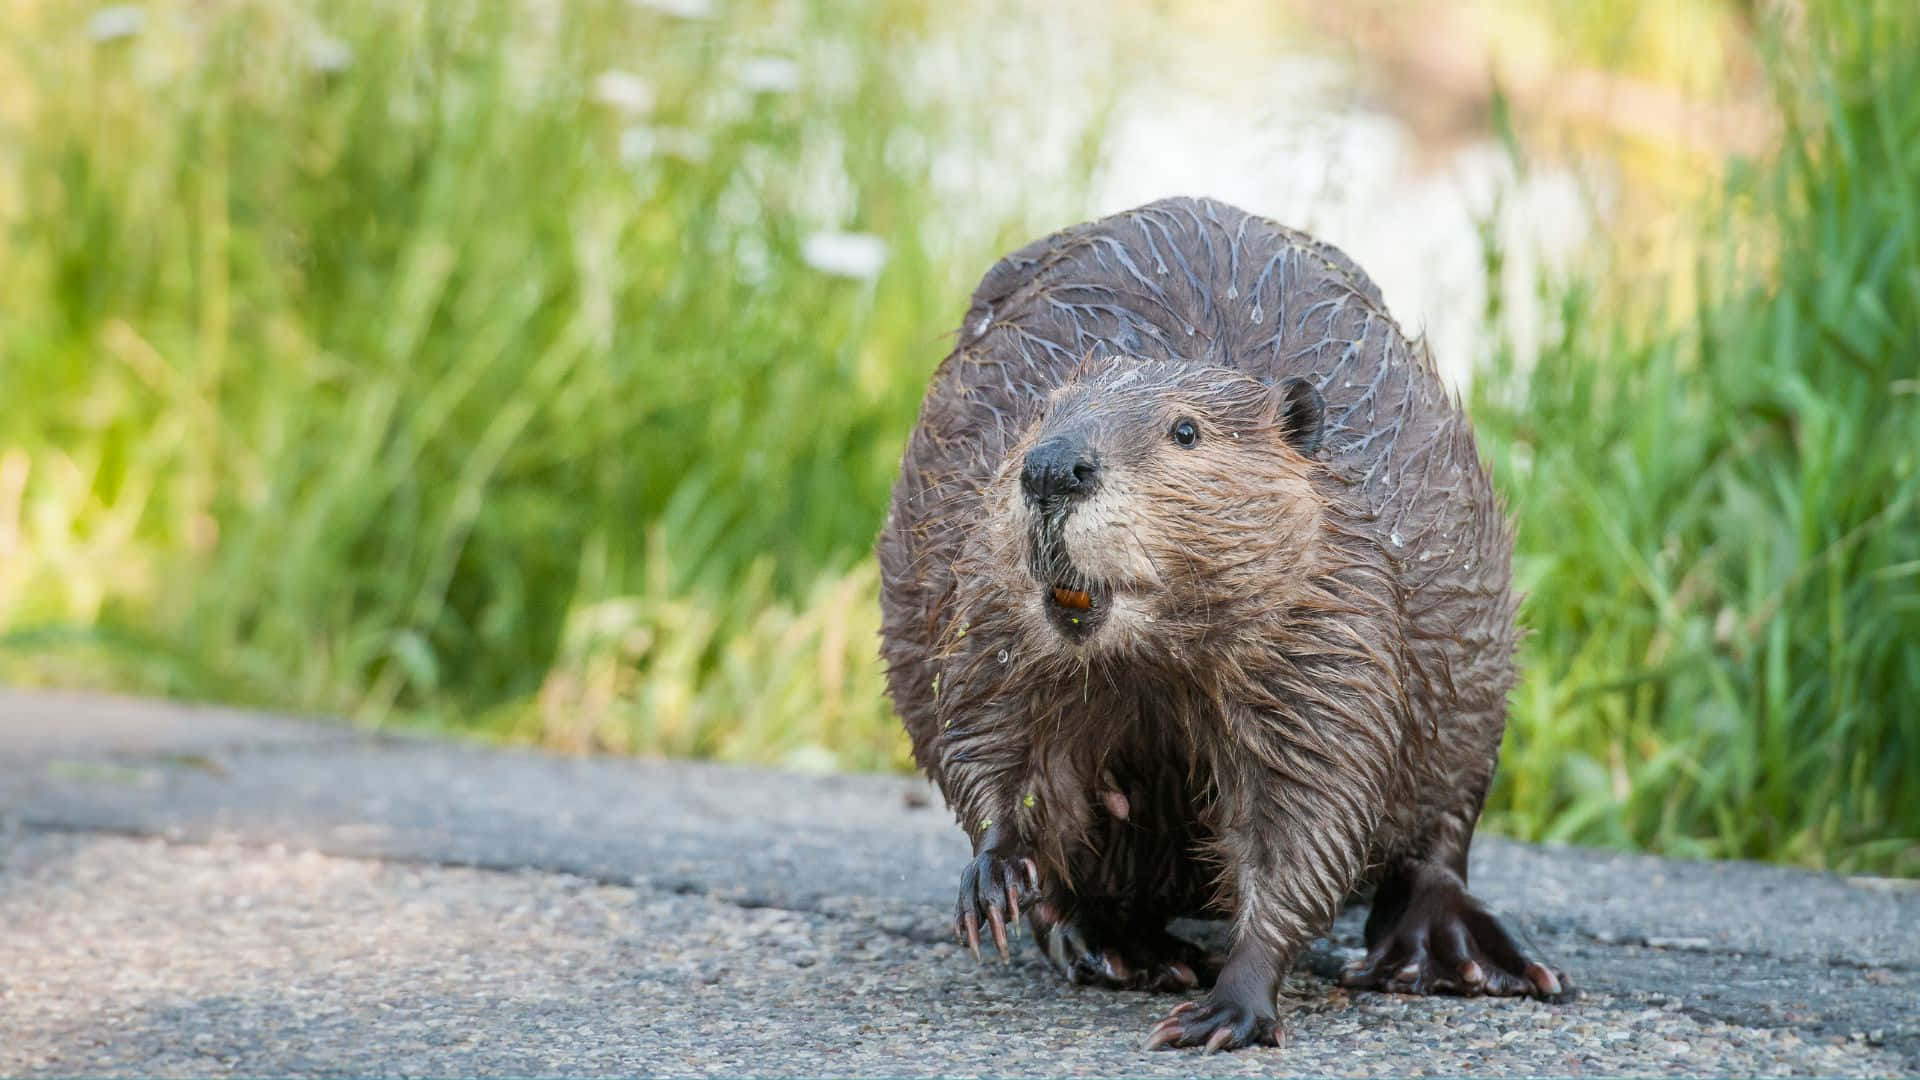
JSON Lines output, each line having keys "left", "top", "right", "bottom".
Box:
{"left": 1342, "top": 862, "right": 1573, "bottom": 1002}
{"left": 1028, "top": 904, "right": 1212, "bottom": 992}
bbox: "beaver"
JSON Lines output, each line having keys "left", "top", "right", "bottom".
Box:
{"left": 876, "top": 196, "right": 1567, "bottom": 1052}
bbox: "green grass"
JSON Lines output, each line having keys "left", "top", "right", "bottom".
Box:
{"left": 1, "top": 0, "right": 1914, "bottom": 871}
{"left": 0, "top": 0, "right": 1045, "bottom": 769}
{"left": 1475, "top": 0, "right": 1920, "bottom": 875}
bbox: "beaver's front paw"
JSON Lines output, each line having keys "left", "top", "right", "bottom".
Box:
{"left": 1142, "top": 996, "right": 1281, "bottom": 1053}
{"left": 954, "top": 850, "right": 1040, "bottom": 961}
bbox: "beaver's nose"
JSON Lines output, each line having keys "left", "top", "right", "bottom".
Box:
{"left": 1021, "top": 436, "right": 1099, "bottom": 503}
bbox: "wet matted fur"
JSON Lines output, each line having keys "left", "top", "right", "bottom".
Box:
{"left": 876, "top": 196, "right": 1568, "bottom": 1052}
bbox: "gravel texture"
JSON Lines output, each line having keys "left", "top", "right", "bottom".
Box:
{"left": 0, "top": 689, "right": 1914, "bottom": 1076}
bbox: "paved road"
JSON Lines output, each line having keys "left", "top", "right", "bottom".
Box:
{"left": 1, "top": 688, "right": 1914, "bottom": 1076}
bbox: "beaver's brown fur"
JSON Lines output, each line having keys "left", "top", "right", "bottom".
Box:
{"left": 877, "top": 196, "right": 1568, "bottom": 1052}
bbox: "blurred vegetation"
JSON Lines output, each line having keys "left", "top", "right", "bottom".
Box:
{"left": 1, "top": 0, "right": 1914, "bottom": 872}
{"left": 0, "top": 0, "right": 1101, "bottom": 770}
{"left": 1475, "top": 0, "right": 1920, "bottom": 875}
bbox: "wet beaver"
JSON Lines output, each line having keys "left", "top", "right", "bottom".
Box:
{"left": 877, "top": 196, "right": 1567, "bottom": 1052}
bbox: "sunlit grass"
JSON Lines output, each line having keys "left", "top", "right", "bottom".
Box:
{"left": 1477, "top": 0, "right": 1920, "bottom": 875}
{"left": 0, "top": 0, "right": 1021, "bottom": 744}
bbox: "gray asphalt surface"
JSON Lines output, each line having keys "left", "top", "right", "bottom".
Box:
{"left": 1, "top": 688, "right": 1914, "bottom": 1076}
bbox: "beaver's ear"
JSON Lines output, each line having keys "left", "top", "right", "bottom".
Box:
{"left": 1274, "top": 376, "right": 1325, "bottom": 455}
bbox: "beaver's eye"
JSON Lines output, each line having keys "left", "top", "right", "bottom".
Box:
{"left": 1170, "top": 418, "right": 1199, "bottom": 448}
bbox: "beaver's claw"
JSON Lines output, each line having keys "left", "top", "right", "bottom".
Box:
{"left": 954, "top": 851, "right": 1040, "bottom": 961}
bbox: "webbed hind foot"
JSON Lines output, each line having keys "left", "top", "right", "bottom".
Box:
{"left": 1342, "top": 862, "right": 1573, "bottom": 1002}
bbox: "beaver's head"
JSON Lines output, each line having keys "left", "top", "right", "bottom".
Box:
{"left": 984, "top": 356, "right": 1328, "bottom": 657}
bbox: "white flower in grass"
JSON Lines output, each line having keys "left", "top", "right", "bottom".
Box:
{"left": 306, "top": 34, "right": 353, "bottom": 74}
{"left": 591, "top": 70, "right": 655, "bottom": 114}
{"left": 87, "top": 5, "right": 144, "bottom": 42}
{"left": 629, "top": 0, "right": 712, "bottom": 18}
{"left": 802, "top": 232, "right": 887, "bottom": 280}
{"left": 619, "top": 125, "right": 710, "bottom": 166}
{"left": 738, "top": 56, "right": 798, "bottom": 94}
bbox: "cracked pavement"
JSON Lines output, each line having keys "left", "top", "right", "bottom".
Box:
{"left": 1, "top": 688, "right": 1915, "bottom": 1076}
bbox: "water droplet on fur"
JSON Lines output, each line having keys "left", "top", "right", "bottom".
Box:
{"left": 1183, "top": 323, "right": 1195, "bottom": 336}
{"left": 1155, "top": 258, "right": 1168, "bottom": 275}
{"left": 997, "top": 648, "right": 1010, "bottom": 664}
{"left": 1226, "top": 285, "right": 1239, "bottom": 300}
{"left": 1389, "top": 530, "right": 1404, "bottom": 547}
{"left": 1249, "top": 305, "right": 1263, "bottom": 324}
